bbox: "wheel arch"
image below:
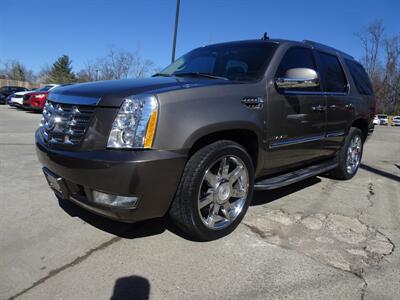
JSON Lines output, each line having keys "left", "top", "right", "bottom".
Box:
{"left": 351, "top": 118, "right": 369, "bottom": 141}
{"left": 186, "top": 127, "right": 261, "bottom": 171}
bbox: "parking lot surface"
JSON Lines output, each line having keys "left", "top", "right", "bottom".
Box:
{"left": 1, "top": 105, "right": 399, "bottom": 300}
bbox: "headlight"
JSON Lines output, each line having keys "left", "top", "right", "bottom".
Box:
{"left": 107, "top": 94, "right": 158, "bottom": 149}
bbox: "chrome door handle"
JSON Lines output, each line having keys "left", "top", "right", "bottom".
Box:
{"left": 312, "top": 105, "right": 326, "bottom": 112}
{"left": 329, "top": 105, "right": 337, "bottom": 110}
{"left": 345, "top": 104, "right": 354, "bottom": 110}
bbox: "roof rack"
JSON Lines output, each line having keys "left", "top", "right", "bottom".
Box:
{"left": 303, "top": 40, "right": 354, "bottom": 59}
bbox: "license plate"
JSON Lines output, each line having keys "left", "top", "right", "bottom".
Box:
{"left": 43, "top": 169, "right": 67, "bottom": 198}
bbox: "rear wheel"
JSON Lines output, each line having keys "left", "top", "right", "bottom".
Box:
{"left": 169, "top": 140, "right": 254, "bottom": 241}
{"left": 329, "top": 127, "right": 363, "bottom": 180}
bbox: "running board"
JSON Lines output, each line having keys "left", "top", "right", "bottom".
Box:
{"left": 254, "top": 160, "right": 338, "bottom": 190}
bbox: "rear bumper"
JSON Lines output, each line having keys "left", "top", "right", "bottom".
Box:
{"left": 35, "top": 130, "right": 187, "bottom": 222}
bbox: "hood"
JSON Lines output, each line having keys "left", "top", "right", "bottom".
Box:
{"left": 14, "top": 91, "right": 32, "bottom": 96}
{"left": 48, "top": 77, "right": 233, "bottom": 107}
{"left": 27, "top": 91, "right": 49, "bottom": 96}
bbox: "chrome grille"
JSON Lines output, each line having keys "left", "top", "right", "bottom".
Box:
{"left": 40, "top": 101, "right": 95, "bottom": 145}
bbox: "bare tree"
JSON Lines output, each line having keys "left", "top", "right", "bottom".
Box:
{"left": 356, "top": 21, "right": 400, "bottom": 114}
{"left": 0, "top": 59, "right": 36, "bottom": 82}
{"left": 77, "top": 47, "right": 157, "bottom": 82}
{"left": 381, "top": 35, "right": 400, "bottom": 112}
{"left": 37, "top": 65, "right": 52, "bottom": 83}
{"left": 130, "top": 49, "right": 155, "bottom": 78}
{"left": 356, "top": 20, "right": 385, "bottom": 80}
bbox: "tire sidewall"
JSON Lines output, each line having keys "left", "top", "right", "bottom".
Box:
{"left": 187, "top": 142, "right": 254, "bottom": 240}
{"left": 337, "top": 128, "right": 363, "bottom": 180}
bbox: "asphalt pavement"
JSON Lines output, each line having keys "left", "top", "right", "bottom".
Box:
{"left": 0, "top": 105, "right": 399, "bottom": 300}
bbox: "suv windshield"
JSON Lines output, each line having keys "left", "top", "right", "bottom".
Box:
{"left": 377, "top": 115, "right": 388, "bottom": 119}
{"left": 158, "top": 42, "right": 278, "bottom": 82}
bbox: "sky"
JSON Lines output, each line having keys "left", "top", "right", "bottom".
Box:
{"left": 1, "top": 0, "right": 399, "bottom": 74}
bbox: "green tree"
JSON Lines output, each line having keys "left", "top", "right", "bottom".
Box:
{"left": 48, "top": 55, "right": 76, "bottom": 83}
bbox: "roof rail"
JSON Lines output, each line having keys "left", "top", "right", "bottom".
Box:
{"left": 303, "top": 40, "right": 354, "bottom": 59}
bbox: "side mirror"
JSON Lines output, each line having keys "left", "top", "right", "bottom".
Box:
{"left": 275, "top": 68, "right": 319, "bottom": 89}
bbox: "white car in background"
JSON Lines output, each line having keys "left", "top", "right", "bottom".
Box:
{"left": 376, "top": 114, "right": 389, "bottom": 125}
{"left": 373, "top": 116, "right": 380, "bottom": 125}
{"left": 391, "top": 116, "right": 400, "bottom": 126}
{"left": 9, "top": 84, "right": 59, "bottom": 107}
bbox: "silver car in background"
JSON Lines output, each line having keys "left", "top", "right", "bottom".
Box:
{"left": 376, "top": 114, "right": 389, "bottom": 125}
{"left": 391, "top": 116, "right": 400, "bottom": 126}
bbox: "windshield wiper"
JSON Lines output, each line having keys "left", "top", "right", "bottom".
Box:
{"left": 152, "top": 73, "right": 171, "bottom": 77}
{"left": 173, "top": 72, "right": 228, "bottom": 80}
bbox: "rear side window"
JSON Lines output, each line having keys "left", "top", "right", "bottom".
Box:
{"left": 345, "top": 59, "right": 373, "bottom": 95}
{"left": 275, "top": 47, "right": 319, "bottom": 91}
{"left": 317, "top": 52, "right": 347, "bottom": 93}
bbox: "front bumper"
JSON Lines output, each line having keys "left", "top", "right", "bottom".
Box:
{"left": 35, "top": 130, "right": 187, "bottom": 222}
{"left": 10, "top": 98, "right": 23, "bottom": 106}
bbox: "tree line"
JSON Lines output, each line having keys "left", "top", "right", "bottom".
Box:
{"left": 1, "top": 21, "right": 399, "bottom": 114}
{"left": 0, "top": 47, "right": 159, "bottom": 85}
{"left": 356, "top": 20, "right": 400, "bottom": 114}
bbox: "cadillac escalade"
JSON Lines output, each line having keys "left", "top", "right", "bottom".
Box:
{"left": 36, "top": 38, "right": 375, "bottom": 240}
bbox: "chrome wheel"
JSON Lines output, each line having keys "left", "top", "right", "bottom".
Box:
{"left": 346, "top": 134, "right": 362, "bottom": 174}
{"left": 197, "top": 155, "right": 249, "bottom": 230}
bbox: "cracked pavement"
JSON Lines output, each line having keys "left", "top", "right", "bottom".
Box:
{"left": 1, "top": 106, "right": 399, "bottom": 299}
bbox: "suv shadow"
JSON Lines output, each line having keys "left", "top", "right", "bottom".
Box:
{"left": 58, "top": 176, "right": 322, "bottom": 241}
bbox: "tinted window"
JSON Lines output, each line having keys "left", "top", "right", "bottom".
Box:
{"left": 345, "top": 59, "right": 373, "bottom": 95}
{"left": 180, "top": 56, "right": 216, "bottom": 74}
{"left": 317, "top": 52, "right": 347, "bottom": 93}
{"left": 160, "top": 42, "right": 278, "bottom": 82}
{"left": 275, "top": 47, "right": 319, "bottom": 91}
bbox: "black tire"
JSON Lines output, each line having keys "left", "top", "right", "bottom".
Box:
{"left": 329, "top": 127, "right": 363, "bottom": 180}
{"left": 169, "top": 140, "right": 254, "bottom": 241}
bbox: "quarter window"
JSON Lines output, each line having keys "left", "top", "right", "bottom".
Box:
{"left": 317, "top": 52, "right": 347, "bottom": 93}
{"left": 345, "top": 59, "right": 373, "bottom": 95}
{"left": 275, "top": 47, "right": 319, "bottom": 92}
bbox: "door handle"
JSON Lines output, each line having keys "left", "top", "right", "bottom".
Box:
{"left": 312, "top": 105, "right": 326, "bottom": 112}
{"left": 345, "top": 104, "right": 354, "bottom": 110}
{"left": 329, "top": 105, "right": 337, "bottom": 110}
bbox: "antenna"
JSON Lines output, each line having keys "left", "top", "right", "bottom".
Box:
{"left": 262, "top": 32, "right": 269, "bottom": 40}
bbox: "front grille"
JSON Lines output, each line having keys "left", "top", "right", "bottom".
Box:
{"left": 40, "top": 101, "right": 95, "bottom": 145}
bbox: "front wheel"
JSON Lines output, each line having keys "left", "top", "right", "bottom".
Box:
{"left": 169, "top": 140, "right": 254, "bottom": 241}
{"left": 329, "top": 127, "right": 363, "bottom": 180}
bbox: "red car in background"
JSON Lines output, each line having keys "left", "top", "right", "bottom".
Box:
{"left": 22, "top": 84, "right": 70, "bottom": 111}
{"left": 23, "top": 91, "right": 49, "bottom": 111}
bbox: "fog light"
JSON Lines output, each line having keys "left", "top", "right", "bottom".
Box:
{"left": 92, "top": 191, "right": 139, "bottom": 208}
